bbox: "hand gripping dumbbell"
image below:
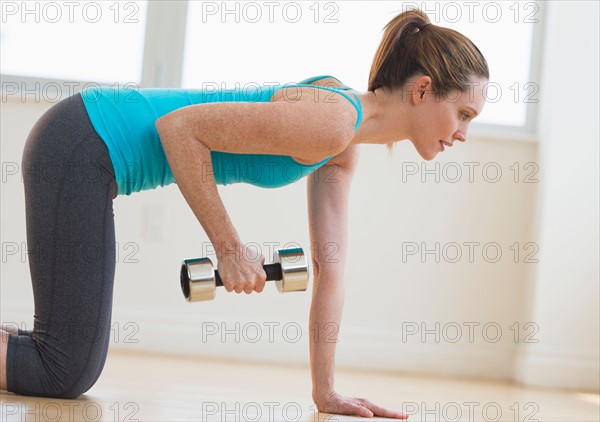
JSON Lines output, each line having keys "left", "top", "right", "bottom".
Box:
{"left": 180, "top": 247, "right": 309, "bottom": 302}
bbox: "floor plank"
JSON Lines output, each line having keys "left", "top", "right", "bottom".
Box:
{"left": 2, "top": 349, "right": 598, "bottom": 421}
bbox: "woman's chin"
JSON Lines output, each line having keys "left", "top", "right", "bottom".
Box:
{"left": 418, "top": 149, "right": 438, "bottom": 161}
{"left": 413, "top": 143, "right": 439, "bottom": 161}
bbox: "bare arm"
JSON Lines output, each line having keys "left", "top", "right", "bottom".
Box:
{"left": 156, "top": 121, "right": 269, "bottom": 294}
{"left": 307, "top": 147, "right": 408, "bottom": 419}
{"left": 155, "top": 96, "right": 355, "bottom": 292}
{"left": 307, "top": 144, "right": 360, "bottom": 402}
{"left": 155, "top": 96, "right": 354, "bottom": 257}
{"left": 155, "top": 120, "right": 240, "bottom": 258}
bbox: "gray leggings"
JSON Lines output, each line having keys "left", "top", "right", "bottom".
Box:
{"left": 6, "top": 92, "right": 118, "bottom": 398}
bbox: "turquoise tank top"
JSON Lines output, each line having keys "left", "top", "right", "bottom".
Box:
{"left": 79, "top": 75, "right": 363, "bottom": 196}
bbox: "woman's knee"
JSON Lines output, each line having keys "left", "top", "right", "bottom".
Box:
{"left": 6, "top": 326, "right": 110, "bottom": 399}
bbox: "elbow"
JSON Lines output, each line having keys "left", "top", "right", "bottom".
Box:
{"left": 328, "top": 130, "right": 354, "bottom": 158}
{"left": 155, "top": 115, "right": 174, "bottom": 139}
{"left": 155, "top": 108, "right": 187, "bottom": 133}
{"left": 155, "top": 114, "right": 207, "bottom": 152}
{"left": 311, "top": 259, "right": 345, "bottom": 282}
{"left": 155, "top": 112, "right": 200, "bottom": 144}
{"left": 155, "top": 113, "right": 188, "bottom": 147}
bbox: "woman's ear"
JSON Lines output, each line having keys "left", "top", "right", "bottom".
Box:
{"left": 410, "top": 75, "right": 432, "bottom": 103}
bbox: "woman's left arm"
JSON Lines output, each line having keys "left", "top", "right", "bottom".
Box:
{"left": 307, "top": 144, "right": 408, "bottom": 419}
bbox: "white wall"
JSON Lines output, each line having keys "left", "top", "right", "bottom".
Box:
{"left": 514, "top": 0, "right": 600, "bottom": 392}
{"left": 1, "top": 1, "right": 597, "bottom": 392}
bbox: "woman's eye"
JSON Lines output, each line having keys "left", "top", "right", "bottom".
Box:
{"left": 461, "top": 112, "right": 471, "bottom": 121}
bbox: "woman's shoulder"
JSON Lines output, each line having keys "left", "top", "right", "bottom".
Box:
{"left": 270, "top": 75, "right": 358, "bottom": 131}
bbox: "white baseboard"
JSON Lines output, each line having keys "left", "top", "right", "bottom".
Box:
{"left": 514, "top": 345, "right": 600, "bottom": 392}
{"left": 4, "top": 304, "right": 598, "bottom": 392}
{"left": 108, "top": 309, "right": 517, "bottom": 382}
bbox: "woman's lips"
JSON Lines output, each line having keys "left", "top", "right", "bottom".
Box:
{"left": 440, "top": 140, "right": 453, "bottom": 151}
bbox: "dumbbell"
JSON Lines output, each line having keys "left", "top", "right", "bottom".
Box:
{"left": 180, "top": 247, "right": 309, "bottom": 302}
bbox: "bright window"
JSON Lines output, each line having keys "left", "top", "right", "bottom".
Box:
{"left": 0, "top": 0, "right": 148, "bottom": 84}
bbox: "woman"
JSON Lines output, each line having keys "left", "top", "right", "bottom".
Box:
{"left": 1, "top": 8, "right": 488, "bottom": 419}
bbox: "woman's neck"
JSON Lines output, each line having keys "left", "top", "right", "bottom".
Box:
{"left": 349, "top": 88, "right": 414, "bottom": 147}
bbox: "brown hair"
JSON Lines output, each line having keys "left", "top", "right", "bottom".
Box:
{"left": 368, "top": 8, "right": 490, "bottom": 155}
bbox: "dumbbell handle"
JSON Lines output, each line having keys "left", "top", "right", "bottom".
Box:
{"left": 214, "top": 263, "right": 283, "bottom": 287}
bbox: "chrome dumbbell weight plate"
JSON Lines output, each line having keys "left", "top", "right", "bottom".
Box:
{"left": 273, "top": 247, "right": 309, "bottom": 293}
{"left": 180, "top": 257, "right": 216, "bottom": 302}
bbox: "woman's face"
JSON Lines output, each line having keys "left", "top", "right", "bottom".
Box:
{"left": 410, "top": 76, "right": 487, "bottom": 161}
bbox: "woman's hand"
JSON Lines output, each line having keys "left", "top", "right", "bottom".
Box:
{"left": 314, "top": 392, "right": 408, "bottom": 419}
{"left": 216, "top": 243, "right": 267, "bottom": 294}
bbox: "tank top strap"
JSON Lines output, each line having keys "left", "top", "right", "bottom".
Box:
{"left": 292, "top": 82, "right": 363, "bottom": 132}
{"left": 298, "top": 74, "right": 343, "bottom": 85}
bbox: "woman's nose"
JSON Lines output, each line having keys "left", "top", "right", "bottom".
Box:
{"left": 455, "top": 125, "right": 468, "bottom": 142}
{"left": 454, "top": 132, "right": 466, "bottom": 143}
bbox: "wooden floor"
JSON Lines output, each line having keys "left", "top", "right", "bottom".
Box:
{"left": 1, "top": 349, "right": 598, "bottom": 421}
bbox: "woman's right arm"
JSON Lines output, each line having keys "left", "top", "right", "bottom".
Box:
{"left": 155, "top": 120, "right": 242, "bottom": 260}
{"left": 155, "top": 99, "right": 353, "bottom": 291}
{"left": 156, "top": 120, "right": 269, "bottom": 295}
